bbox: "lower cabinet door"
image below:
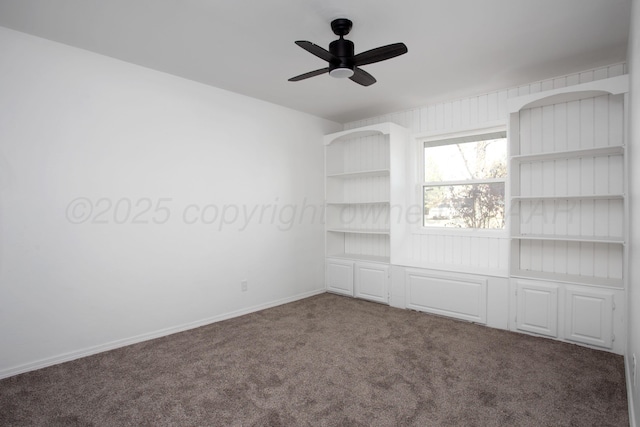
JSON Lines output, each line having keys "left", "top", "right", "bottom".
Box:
{"left": 326, "top": 258, "right": 354, "bottom": 296}
{"left": 565, "top": 287, "right": 613, "bottom": 349}
{"left": 355, "top": 262, "right": 389, "bottom": 304}
{"left": 516, "top": 280, "right": 558, "bottom": 338}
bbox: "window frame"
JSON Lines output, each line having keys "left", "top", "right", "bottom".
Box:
{"left": 416, "top": 124, "right": 509, "bottom": 237}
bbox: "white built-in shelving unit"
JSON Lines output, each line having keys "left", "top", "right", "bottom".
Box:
{"left": 324, "top": 123, "right": 408, "bottom": 303}
{"left": 507, "top": 75, "right": 628, "bottom": 350}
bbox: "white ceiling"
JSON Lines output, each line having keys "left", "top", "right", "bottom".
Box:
{"left": 0, "top": 0, "right": 631, "bottom": 123}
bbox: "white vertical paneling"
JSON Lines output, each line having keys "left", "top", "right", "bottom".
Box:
{"left": 593, "top": 243, "right": 609, "bottom": 279}
{"left": 608, "top": 63, "right": 624, "bottom": 77}
{"left": 519, "top": 109, "right": 531, "bottom": 155}
{"left": 434, "top": 104, "right": 442, "bottom": 130}
{"left": 339, "top": 63, "right": 625, "bottom": 281}
{"left": 478, "top": 94, "right": 488, "bottom": 123}
{"left": 488, "top": 238, "right": 500, "bottom": 270}
{"left": 555, "top": 200, "right": 570, "bottom": 236}
{"left": 452, "top": 235, "right": 462, "bottom": 266}
{"left": 444, "top": 235, "right": 454, "bottom": 264}
{"left": 553, "top": 76, "right": 567, "bottom": 89}
{"left": 443, "top": 101, "right": 453, "bottom": 129}
{"left": 593, "top": 156, "right": 609, "bottom": 195}
{"left": 567, "top": 101, "right": 581, "bottom": 150}
{"left": 499, "top": 239, "right": 509, "bottom": 272}
{"left": 566, "top": 198, "right": 581, "bottom": 237}
{"left": 554, "top": 102, "right": 568, "bottom": 152}
{"left": 451, "top": 100, "right": 461, "bottom": 129}
{"left": 555, "top": 161, "right": 568, "bottom": 196}
{"left": 609, "top": 155, "right": 624, "bottom": 193}
{"left": 566, "top": 73, "right": 580, "bottom": 86}
{"left": 563, "top": 242, "right": 579, "bottom": 276}
{"left": 580, "top": 98, "right": 595, "bottom": 148}
{"left": 497, "top": 90, "right": 508, "bottom": 118}
{"left": 609, "top": 200, "right": 624, "bottom": 238}
{"left": 541, "top": 79, "right": 554, "bottom": 92}
{"left": 542, "top": 240, "right": 555, "bottom": 273}
{"left": 542, "top": 161, "right": 555, "bottom": 196}
{"left": 580, "top": 158, "right": 595, "bottom": 196}
{"left": 427, "top": 105, "right": 436, "bottom": 131}
{"left": 594, "top": 95, "right": 609, "bottom": 147}
{"left": 593, "top": 67, "right": 609, "bottom": 81}
{"left": 542, "top": 106, "right": 555, "bottom": 153}
{"left": 579, "top": 242, "right": 595, "bottom": 277}
{"left": 487, "top": 92, "right": 498, "bottom": 121}
{"left": 460, "top": 98, "right": 470, "bottom": 127}
{"left": 461, "top": 235, "right": 471, "bottom": 267}
{"left": 530, "top": 107, "right": 542, "bottom": 154}
{"left": 412, "top": 110, "right": 421, "bottom": 134}
{"left": 580, "top": 200, "right": 595, "bottom": 237}
{"left": 517, "top": 84, "right": 531, "bottom": 96}
{"left": 530, "top": 162, "right": 543, "bottom": 196}
{"left": 469, "top": 96, "right": 479, "bottom": 124}
{"left": 566, "top": 158, "right": 581, "bottom": 195}
{"left": 609, "top": 95, "right": 624, "bottom": 146}
{"left": 592, "top": 200, "right": 615, "bottom": 237}
{"left": 554, "top": 237, "right": 568, "bottom": 275}
{"left": 579, "top": 70, "right": 595, "bottom": 84}
{"left": 609, "top": 244, "right": 623, "bottom": 280}
{"left": 419, "top": 107, "right": 428, "bottom": 133}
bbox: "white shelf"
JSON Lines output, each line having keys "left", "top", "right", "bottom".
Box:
{"left": 511, "top": 269, "right": 623, "bottom": 288}
{"left": 512, "top": 194, "right": 624, "bottom": 201}
{"left": 327, "top": 228, "right": 390, "bottom": 235}
{"left": 326, "top": 201, "right": 390, "bottom": 205}
{"left": 512, "top": 234, "right": 624, "bottom": 244}
{"left": 326, "top": 169, "right": 390, "bottom": 179}
{"left": 511, "top": 145, "right": 624, "bottom": 163}
{"left": 328, "top": 253, "right": 390, "bottom": 264}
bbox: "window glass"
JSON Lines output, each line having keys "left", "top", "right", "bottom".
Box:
{"left": 423, "top": 132, "right": 507, "bottom": 229}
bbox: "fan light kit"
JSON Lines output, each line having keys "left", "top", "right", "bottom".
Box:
{"left": 289, "top": 18, "right": 408, "bottom": 86}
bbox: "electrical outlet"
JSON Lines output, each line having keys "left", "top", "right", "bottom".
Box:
{"left": 241, "top": 280, "right": 248, "bottom": 292}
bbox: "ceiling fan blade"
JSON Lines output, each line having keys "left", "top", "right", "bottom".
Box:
{"left": 295, "top": 41, "right": 338, "bottom": 64}
{"left": 353, "top": 43, "right": 408, "bottom": 67}
{"left": 288, "top": 67, "right": 330, "bottom": 82}
{"left": 349, "top": 67, "right": 376, "bottom": 86}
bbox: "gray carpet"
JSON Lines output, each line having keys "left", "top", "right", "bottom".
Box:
{"left": 0, "top": 293, "right": 629, "bottom": 426}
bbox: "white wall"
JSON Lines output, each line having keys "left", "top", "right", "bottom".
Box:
{"left": 627, "top": 0, "right": 640, "bottom": 424}
{"left": 0, "top": 27, "right": 340, "bottom": 378}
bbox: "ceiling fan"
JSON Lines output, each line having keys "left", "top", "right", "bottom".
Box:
{"left": 288, "top": 18, "right": 408, "bottom": 87}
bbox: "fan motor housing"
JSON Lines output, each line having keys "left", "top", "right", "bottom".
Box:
{"left": 329, "top": 38, "right": 355, "bottom": 72}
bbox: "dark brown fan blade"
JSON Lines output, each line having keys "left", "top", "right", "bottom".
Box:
{"left": 349, "top": 67, "right": 376, "bottom": 86}
{"left": 353, "top": 43, "right": 408, "bottom": 67}
{"left": 295, "top": 41, "right": 339, "bottom": 64}
{"left": 288, "top": 67, "right": 330, "bottom": 82}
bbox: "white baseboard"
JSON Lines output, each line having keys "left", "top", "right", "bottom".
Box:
{"left": 0, "top": 288, "right": 326, "bottom": 380}
{"left": 627, "top": 354, "right": 637, "bottom": 427}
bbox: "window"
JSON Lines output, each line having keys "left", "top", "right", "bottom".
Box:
{"left": 422, "top": 130, "right": 507, "bottom": 229}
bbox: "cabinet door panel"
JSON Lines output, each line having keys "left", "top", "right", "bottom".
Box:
{"left": 326, "top": 259, "right": 354, "bottom": 296}
{"left": 516, "top": 280, "right": 558, "bottom": 337}
{"left": 565, "top": 288, "right": 613, "bottom": 348}
{"left": 355, "top": 262, "right": 388, "bottom": 304}
{"left": 406, "top": 271, "right": 487, "bottom": 324}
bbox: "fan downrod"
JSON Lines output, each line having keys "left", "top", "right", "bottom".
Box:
{"left": 331, "top": 18, "right": 353, "bottom": 37}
